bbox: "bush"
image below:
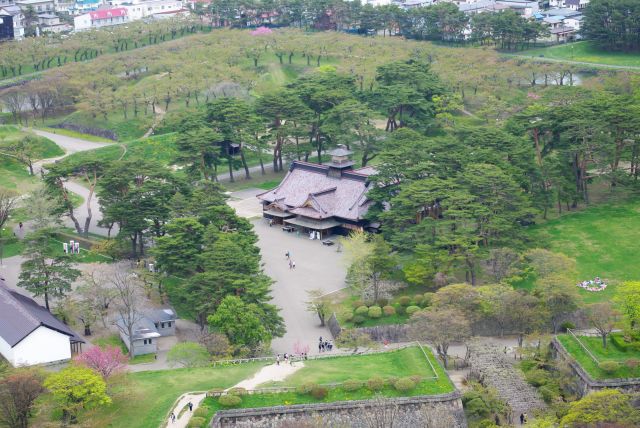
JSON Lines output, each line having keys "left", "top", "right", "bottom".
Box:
{"left": 218, "top": 394, "right": 242, "bottom": 407}
{"left": 368, "top": 306, "right": 382, "bottom": 319}
{"left": 626, "top": 359, "right": 640, "bottom": 369}
{"left": 422, "top": 292, "right": 434, "bottom": 307}
{"left": 560, "top": 321, "right": 575, "bottom": 332}
{"left": 525, "top": 369, "right": 550, "bottom": 387}
{"left": 343, "top": 379, "right": 363, "bottom": 392}
{"left": 311, "top": 385, "right": 328, "bottom": 399}
{"left": 383, "top": 305, "right": 396, "bottom": 316}
{"left": 406, "top": 305, "right": 421, "bottom": 315}
{"left": 398, "top": 296, "right": 411, "bottom": 306}
{"left": 227, "top": 387, "right": 247, "bottom": 396}
{"left": 414, "top": 294, "right": 424, "bottom": 305}
{"left": 394, "top": 377, "right": 416, "bottom": 392}
{"left": 367, "top": 376, "right": 385, "bottom": 391}
{"left": 187, "top": 417, "right": 206, "bottom": 428}
{"left": 410, "top": 375, "right": 422, "bottom": 384}
{"left": 193, "top": 407, "right": 209, "bottom": 418}
{"left": 610, "top": 334, "right": 630, "bottom": 352}
{"left": 296, "top": 382, "right": 316, "bottom": 395}
{"left": 598, "top": 360, "right": 620, "bottom": 374}
{"left": 352, "top": 300, "right": 365, "bottom": 309}
{"left": 352, "top": 315, "right": 365, "bottom": 325}
{"left": 376, "top": 298, "right": 389, "bottom": 307}
{"left": 539, "top": 385, "right": 560, "bottom": 404}
{"left": 342, "top": 311, "right": 354, "bottom": 322}
{"left": 395, "top": 305, "right": 406, "bottom": 315}
{"left": 355, "top": 305, "right": 369, "bottom": 316}
{"left": 386, "top": 376, "right": 398, "bottom": 386}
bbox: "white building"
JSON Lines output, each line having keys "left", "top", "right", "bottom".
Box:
{"left": 122, "top": 0, "right": 183, "bottom": 20}
{"left": 0, "top": 4, "right": 24, "bottom": 39}
{"left": 15, "top": 0, "right": 55, "bottom": 13}
{"left": 0, "top": 281, "right": 84, "bottom": 367}
{"left": 74, "top": 6, "right": 127, "bottom": 30}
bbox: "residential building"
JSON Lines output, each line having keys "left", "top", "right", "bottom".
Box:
{"left": 15, "top": 0, "right": 54, "bottom": 13}
{"left": 550, "top": 0, "right": 589, "bottom": 9}
{"left": 73, "top": 6, "right": 127, "bottom": 30}
{"left": 121, "top": 0, "right": 183, "bottom": 20}
{"left": 0, "top": 280, "right": 84, "bottom": 367}
{"left": 116, "top": 308, "right": 175, "bottom": 356}
{"left": 0, "top": 0, "right": 15, "bottom": 7}
{"left": 258, "top": 146, "right": 377, "bottom": 239}
{"left": 73, "top": 0, "right": 102, "bottom": 13}
{"left": 0, "top": 4, "right": 24, "bottom": 39}
{"left": 38, "top": 12, "right": 70, "bottom": 32}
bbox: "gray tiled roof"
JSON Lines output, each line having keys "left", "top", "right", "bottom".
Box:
{"left": 116, "top": 315, "right": 161, "bottom": 341}
{"left": 0, "top": 279, "right": 84, "bottom": 347}
{"left": 145, "top": 308, "right": 176, "bottom": 323}
{"left": 257, "top": 161, "right": 376, "bottom": 222}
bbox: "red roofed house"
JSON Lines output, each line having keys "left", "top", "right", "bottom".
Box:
{"left": 74, "top": 7, "right": 128, "bottom": 31}
{"left": 257, "top": 146, "right": 377, "bottom": 239}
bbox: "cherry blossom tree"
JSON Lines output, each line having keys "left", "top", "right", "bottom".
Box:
{"left": 74, "top": 346, "right": 127, "bottom": 380}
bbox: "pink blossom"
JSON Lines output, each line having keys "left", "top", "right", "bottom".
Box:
{"left": 527, "top": 92, "right": 541, "bottom": 100}
{"left": 251, "top": 26, "right": 273, "bottom": 36}
{"left": 74, "top": 345, "right": 127, "bottom": 379}
{"left": 293, "top": 340, "right": 310, "bottom": 356}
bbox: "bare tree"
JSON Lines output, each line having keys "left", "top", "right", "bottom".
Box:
{"left": 78, "top": 266, "right": 118, "bottom": 328}
{"left": 0, "top": 369, "right": 45, "bottom": 428}
{"left": 305, "top": 289, "right": 331, "bottom": 327}
{"left": 0, "top": 190, "right": 18, "bottom": 263}
{"left": 0, "top": 89, "right": 25, "bottom": 124}
{"left": 408, "top": 309, "right": 471, "bottom": 369}
{"left": 110, "top": 266, "right": 144, "bottom": 358}
{"left": 585, "top": 302, "right": 619, "bottom": 349}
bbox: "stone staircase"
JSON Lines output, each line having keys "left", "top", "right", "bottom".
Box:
{"left": 467, "top": 342, "right": 546, "bottom": 420}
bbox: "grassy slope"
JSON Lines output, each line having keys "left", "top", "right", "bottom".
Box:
{"left": 525, "top": 200, "right": 640, "bottom": 303}
{"left": 36, "top": 363, "right": 264, "bottom": 428}
{"left": 0, "top": 125, "right": 64, "bottom": 192}
{"left": 518, "top": 41, "right": 640, "bottom": 67}
{"left": 557, "top": 333, "right": 640, "bottom": 379}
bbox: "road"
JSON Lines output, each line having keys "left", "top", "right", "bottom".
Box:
{"left": 29, "top": 129, "right": 115, "bottom": 237}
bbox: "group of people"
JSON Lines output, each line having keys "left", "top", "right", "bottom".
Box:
{"left": 318, "top": 336, "right": 333, "bottom": 352}
{"left": 276, "top": 352, "right": 308, "bottom": 365}
{"left": 285, "top": 251, "right": 296, "bottom": 269}
{"left": 168, "top": 401, "right": 193, "bottom": 423}
{"left": 576, "top": 277, "right": 607, "bottom": 292}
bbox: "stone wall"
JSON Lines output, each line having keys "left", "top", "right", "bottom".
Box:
{"left": 52, "top": 123, "right": 118, "bottom": 141}
{"left": 211, "top": 391, "right": 467, "bottom": 428}
{"left": 551, "top": 337, "right": 640, "bottom": 397}
{"left": 327, "top": 313, "right": 341, "bottom": 339}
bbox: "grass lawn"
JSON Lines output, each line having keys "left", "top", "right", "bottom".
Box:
{"left": 525, "top": 200, "right": 640, "bottom": 303}
{"left": 0, "top": 125, "right": 64, "bottom": 193}
{"left": 0, "top": 239, "right": 24, "bottom": 259}
{"left": 517, "top": 41, "right": 640, "bottom": 68}
{"left": 53, "top": 110, "right": 153, "bottom": 142}
{"left": 35, "top": 363, "right": 264, "bottom": 428}
{"left": 557, "top": 333, "right": 640, "bottom": 380}
{"left": 204, "top": 346, "right": 452, "bottom": 419}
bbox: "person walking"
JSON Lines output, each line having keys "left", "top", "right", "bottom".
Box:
{"left": 285, "top": 251, "right": 290, "bottom": 259}
{"left": 318, "top": 342, "right": 322, "bottom": 353}
{"left": 289, "top": 259, "right": 293, "bottom": 269}
{"left": 276, "top": 354, "right": 280, "bottom": 366}
{"left": 188, "top": 402, "right": 193, "bottom": 412}
{"left": 169, "top": 412, "right": 176, "bottom": 423}
{"left": 519, "top": 413, "right": 525, "bottom": 425}
{"left": 292, "top": 260, "right": 296, "bottom": 269}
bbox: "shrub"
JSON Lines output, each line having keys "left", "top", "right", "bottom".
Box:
{"left": 209, "top": 388, "right": 224, "bottom": 397}
{"left": 610, "top": 334, "right": 630, "bottom": 352}
{"left": 311, "top": 385, "right": 328, "bottom": 399}
{"left": 352, "top": 315, "right": 365, "bottom": 325}
{"left": 525, "top": 369, "right": 550, "bottom": 387}
{"left": 352, "top": 300, "right": 365, "bottom": 309}
{"left": 386, "top": 376, "right": 398, "bottom": 386}
{"left": 296, "top": 382, "right": 316, "bottom": 395}
{"left": 193, "top": 407, "right": 209, "bottom": 418}
{"left": 343, "top": 379, "right": 363, "bottom": 392}
{"left": 355, "top": 305, "right": 369, "bottom": 316}
{"left": 342, "top": 311, "right": 354, "bottom": 322}
{"left": 395, "top": 305, "right": 406, "bottom": 315}
{"left": 410, "top": 375, "right": 422, "bottom": 384}
{"left": 394, "top": 377, "right": 416, "bottom": 392}
{"left": 383, "top": 305, "right": 396, "bottom": 316}
{"left": 406, "top": 305, "right": 421, "bottom": 315}
{"left": 539, "top": 385, "right": 560, "bottom": 403}
{"left": 422, "top": 292, "right": 434, "bottom": 307}
{"left": 367, "top": 376, "right": 385, "bottom": 391}
{"left": 187, "top": 417, "right": 206, "bottom": 428}
{"left": 368, "top": 306, "right": 382, "bottom": 319}
{"left": 218, "top": 394, "right": 242, "bottom": 407}
{"left": 227, "top": 387, "right": 247, "bottom": 396}
{"left": 560, "top": 321, "right": 575, "bottom": 332}
{"left": 414, "top": 294, "right": 424, "bottom": 305}
{"left": 598, "top": 360, "right": 620, "bottom": 374}
{"left": 625, "top": 359, "right": 640, "bottom": 369}
{"left": 376, "top": 298, "right": 389, "bottom": 307}
{"left": 398, "top": 296, "right": 411, "bottom": 306}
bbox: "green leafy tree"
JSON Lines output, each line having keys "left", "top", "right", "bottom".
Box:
{"left": 560, "top": 389, "right": 640, "bottom": 427}
{"left": 44, "top": 366, "right": 111, "bottom": 425}
{"left": 615, "top": 281, "right": 640, "bottom": 331}
{"left": 208, "top": 295, "right": 272, "bottom": 349}
{"left": 18, "top": 230, "right": 81, "bottom": 311}
{"left": 152, "top": 218, "right": 205, "bottom": 276}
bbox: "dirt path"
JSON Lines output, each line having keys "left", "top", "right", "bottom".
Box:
{"left": 503, "top": 53, "right": 640, "bottom": 70}
{"left": 143, "top": 105, "right": 166, "bottom": 138}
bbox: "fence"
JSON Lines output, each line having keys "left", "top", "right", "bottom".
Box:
{"left": 566, "top": 328, "right": 600, "bottom": 364}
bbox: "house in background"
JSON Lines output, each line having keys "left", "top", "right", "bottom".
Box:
{"left": 73, "top": 6, "right": 127, "bottom": 31}
{"left": 0, "top": 4, "right": 24, "bottom": 40}
{"left": 0, "top": 279, "right": 84, "bottom": 367}
{"left": 116, "top": 308, "right": 176, "bottom": 356}
{"left": 15, "top": 0, "right": 54, "bottom": 13}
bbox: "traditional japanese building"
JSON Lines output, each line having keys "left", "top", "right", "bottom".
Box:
{"left": 257, "top": 146, "right": 377, "bottom": 238}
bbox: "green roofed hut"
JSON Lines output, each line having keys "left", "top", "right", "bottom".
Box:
{"left": 257, "top": 146, "right": 377, "bottom": 239}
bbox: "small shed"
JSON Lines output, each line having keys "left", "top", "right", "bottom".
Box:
{"left": 116, "top": 317, "right": 161, "bottom": 356}
{"left": 146, "top": 308, "right": 176, "bottom": 337}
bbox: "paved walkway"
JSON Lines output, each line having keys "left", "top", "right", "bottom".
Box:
{"left": 251, "top": 218, "right": 348, "bottom": 355}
